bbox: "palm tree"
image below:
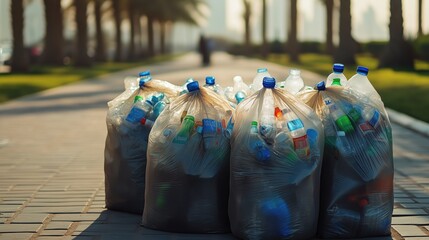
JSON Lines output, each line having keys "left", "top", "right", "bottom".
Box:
{"left": 261, "top": 0, "right": 268, "bottom": 58}
{"left": 112, "top": 0, "right": 122, "bottom": 61}
{"left": 94, "top": 0, "right": 106, "bottom": 62}
{"left": 74, "top": 0, "right": 91, "bottom": 67}
{"left": 242, "top": 0, "right": 252, "bottom": 55}
{"left": 379, "top": 0, "right": 414, "bottom": 69}
{"left": 287, "top": 0, "right": 299, "bottom": 62}
{"left": 42, "top": 0, "right": 64, "bottom": 65}
{"left": 10, "top": 0, "right": 29, "bottom": 72}
{"left": 322, "top": 0, "right": 334, "bottom": 54}
{"left": 334, "top": 0, "right": 355, "bottom": 65}
{"left": 418, "top": 0, "right": 423, "bottom": 37}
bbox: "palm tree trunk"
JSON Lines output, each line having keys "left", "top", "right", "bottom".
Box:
{"left": 379, "top": 0, "right": 414, "bottom": 69}
{"left": 11, "top": 0, "right": 29, "bottom": 72}
{"left": 287, "top": 0, "right": 299, "bottom": 62}
{"left": 160, "top": 21, "right": 166, "bottom": 54}
{"left": 74, "top": 0, "right": 91, "bottom": 67}
{"left": 243, "top": 0, "right": 251, "bottom": 55}
{"left": 261, "top": 0, "right": 268, "bottom": 58}
{"left": 127, "top": 0, "right": 136, "bottom": 61}
{"left": 325, "top": 0, "right": 334, "bottom": 54}
{"left": 147, "top": 15, "right": 155, "bottom": 57}
{"left": 112, "top": 0, "right": 122, "bottom": 61}
{"left": 135, "top": 14, "right": 142, "bottom": 56}
{"left": 334, "top": 0, "right": 356, "bottom": 65}
{"left": 418, "top": 0, "right": 423, "bottom": 37}
{"left": 42, "top": 0, "right": 64, "bottom": 65}
{"left": 94, "top": 0, "right": 106, "bottom": 62}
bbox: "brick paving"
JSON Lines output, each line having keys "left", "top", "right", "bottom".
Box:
{"left": 1, "top": 52, "right": 429, "bottom": 239}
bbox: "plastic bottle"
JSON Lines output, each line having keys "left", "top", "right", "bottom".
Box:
{"left": 283, "top": 69, "right": 304, "bottom": 95}
{"left": 125, "top": 96, "right": 153, "bottom": 124}
{"left": 172, "top": 115, "right": 195, "bottom": 144}
{"left": 151, "top": 101, "right": 166, "bottom": 120}
{"left": 179, "top": 77, "right": 195, "bottom": 95}
{"left": 251, "top": 68, "right": 271, "bottom": 92}
{"left": 336, "top": 131, "right": 354, "bottom": 158}
{"left": 233, "top": 76, "right": 248, "bottom": 103}
{"left": 260, "top": 197, "right": 292, "bottom": 238}
{"left": 346, "top": 66, "right": 381, "bottom": 102}
{"left": 323, "top": 97, "right": 354, "bottom": 134}
{"left": 281, "top": 108, "right": 310, "bottom": 159}
{"left": 326, "top": 63, "right": 347, "bottom": 87}
{"left": 274, "top": 131, "right": 293, "bottom": 154}
{"left": 138, "top": 71, "right": 152, "bottom": 88}
{"left": 249, "top": 121, "right": 271, "bottom": 164}
{"left": 183, "top": 126, "right": 203, "bottom": 176}
{"left": 204, "top": 76, "right": 216, "bottom": 90}
{"left": 259, "top": 77, "right": 276, "bottom": 144}
{"left": 202, "top": 118, "right": 218, "bottom": 150}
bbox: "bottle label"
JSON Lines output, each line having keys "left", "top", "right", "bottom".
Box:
{"left": 348, "top": 108, "right": 361, "bottom": 122}
{"left": 293, "top": 135, "right": 310, "bottom": 158}
{"left": 358, "top": 122, "right": 374, "bottom": 134}
{"left": 287, "top": 119, "right": 304, "bottom": 132}
{"left": 126, "top": 107, "right": 145, "bottom": 123}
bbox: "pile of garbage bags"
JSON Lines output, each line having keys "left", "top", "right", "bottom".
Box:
{"left": 103, "top": 64, "right": 394, "bottom": 239}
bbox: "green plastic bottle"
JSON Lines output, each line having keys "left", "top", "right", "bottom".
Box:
{"left": 173, "top": 115, "right": 195, "bottom": 144}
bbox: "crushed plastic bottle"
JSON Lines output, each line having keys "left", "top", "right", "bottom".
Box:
{"left": 326, "top": 63, "right": 347, "bottom": 87}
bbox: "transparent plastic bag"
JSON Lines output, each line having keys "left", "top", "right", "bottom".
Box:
{"left": 229, "top": 77, "right": 324, "bottom": 240}
{"left": 298, "top": 82, "right": 394, "bottom": 238}
{"left": 104, "top": 74, "right": 181, "bottom": 214}
{"left": 143, "top": 81, "right": 233, "bottom": 233}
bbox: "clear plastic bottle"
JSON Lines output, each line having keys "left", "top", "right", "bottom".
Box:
{"left": 326, "top": 63, "right": 347, "bottom": 87}
{"left": 346, "top": 66, "right": 381, "bottom": 102}
{"left": 259, "top": 77, "right": 276, "bottom": 144}
{"left": 283, "top": 69, "right": 304, "bottom": 95}
{"left": 251, "top": 68, "right": 271, "bottom": 92}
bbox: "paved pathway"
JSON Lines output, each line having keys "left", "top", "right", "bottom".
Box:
{"left": 1, "top": 52, "right": 429, "bottom": 240}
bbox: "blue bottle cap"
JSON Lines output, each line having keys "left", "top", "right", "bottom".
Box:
{"left": 139, "top": 71, "right": 151, "bottom": 77}
{"left": 139, "top": 76, "right": 152, "bottom": 87}
{"left": 186, "top": 81, "right": 200, "bottom": 92}
{"left": 333, "top": 63, "right": 344, "bottom": 73}
{"left": 262, "top": 77, "right": 276, "bottom": 89}
{"left": 357, "top": 66, "right": 369, "bottom": 76}
{"left": 316, "top": 81, "right": 326, "bottom": 91}
{"left": 205, "top": 76, "right": 215, "bottom": 85}
{"left": 257, "top": 68, "right": 268, "bottom": 73}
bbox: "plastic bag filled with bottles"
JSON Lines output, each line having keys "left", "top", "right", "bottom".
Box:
{"left": 298, "top": 77, "right": 393, "bottom": 238}
{"left": 143, "top": 81, "right": 233, "bottom": 233}
{"left": 229, "top": 77, "right": 324, "bottom": 240}
{"left": 104, "top": 71, "right": 181, "bottom": 214}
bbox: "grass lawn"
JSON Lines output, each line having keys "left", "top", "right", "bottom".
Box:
{"left": 267, "top": 53, "right": 429, "bottom": 123}
{"left": 0, "top": 54, "right": 175, "bottom": 103}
